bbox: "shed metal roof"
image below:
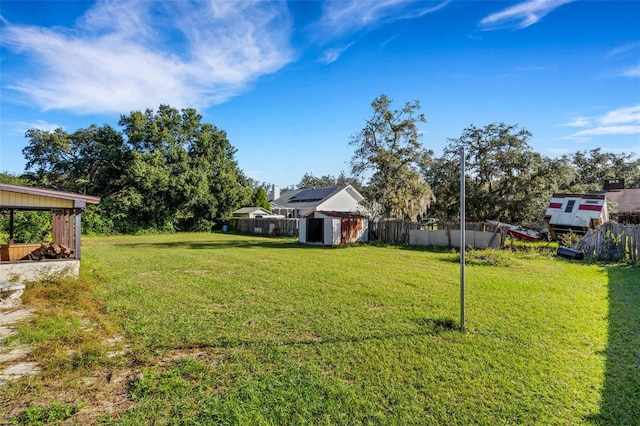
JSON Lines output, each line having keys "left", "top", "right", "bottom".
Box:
{"left": 310, "top": 211, "right": 368, "bottom": 219}
{"left": 0, "top": 183, "right": 101, "bottom": 210}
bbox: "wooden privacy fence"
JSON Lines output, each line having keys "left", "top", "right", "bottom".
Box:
{"left": 369, "top": 220, "right": 420, "bottom": 245}
{"left": 576, "top": 222, "right": 640, "bottom": 263}
{"left": 369, "top": 220, "right": 502, "bottom": 245}
{"left": 236, "top": 218, "right": 300, "bottom": 237}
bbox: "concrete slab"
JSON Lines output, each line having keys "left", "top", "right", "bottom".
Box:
{"left": 0, "top": 345, "right": 32, "bottom": 363}
{"left": 0, "top": 307, "right": 40, "bottom": 386}
{"left": 0, "top": 326, "right": 13, "bottom": 339}
{"left": 0, "top": 309, "right": 33, "bottom": 326}
{"left": 0, "top": 362, "right": 41, "bottom": 383}
{"left": 0, "top": 259, "right": 80, "bottom": 284}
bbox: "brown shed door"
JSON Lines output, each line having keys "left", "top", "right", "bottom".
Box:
{"left": 341, "top": 218, "right": 362, "bottom": 244}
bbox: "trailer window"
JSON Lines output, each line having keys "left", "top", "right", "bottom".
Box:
{"left": 565, "top": 200, "right": 576, "bottom": 213}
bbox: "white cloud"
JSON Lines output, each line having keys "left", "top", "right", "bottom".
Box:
{"left": 600, "top": 105, "right": 640, "bottom": 126}
{"left": 480, "top": 0, "right": 575, "bottom": 30}
{"left": 569, "top": 125, "right": 640, "bottom": 137}
{"left": 622, "top": 65, "right": 640, "bottom": 78}
{"left": 320, "top": 43, "right": 354, "bottom": 64}
{"left": 560, "top": 117, "right": 593, "bottom": 127}
{"left": 564, "top": 105, "right": 640, "bottom": 139}
{"left": 607, "top": 41, "right": 640, "bottom": 58}
{"left": 1, "top": 0, "right": 293, "bottom": 114}
{"left": 11, "top": 120, "right": 64, "bottom": 134}
{"left": 317, "top": 0, "right": 450, "bottom": 38}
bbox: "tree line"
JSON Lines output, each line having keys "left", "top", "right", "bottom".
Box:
{"left": 1, "top": 98, "right": 639, "bottom": 241}
{"left": 299, "top": 95, "right": 639, "bottom": 226}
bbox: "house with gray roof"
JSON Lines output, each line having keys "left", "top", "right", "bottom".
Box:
{"left": 602, "top": 179, "right": 640, "bottom": 224}
{"left": 231, "top": 207, "right": 283, "bottom": 219}
{"left": 269, "top": 184, "right": 367, "bottom": 218}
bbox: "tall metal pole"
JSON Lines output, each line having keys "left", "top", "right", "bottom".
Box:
{"left": 460, "top": 148, "right": 466, "bottom": 331}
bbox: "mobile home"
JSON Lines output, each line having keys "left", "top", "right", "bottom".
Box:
{"left": 544, "top": 193, "right": 608, "bottom": 240}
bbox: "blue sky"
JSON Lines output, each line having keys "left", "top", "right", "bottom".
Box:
{"left": 1, "top": 0, "right": 639, "bottom": 187}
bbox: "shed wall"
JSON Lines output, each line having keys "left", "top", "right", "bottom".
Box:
{"left": 299, "top": 218, "right": 307, "bottom": 243}
{"left": 329, "top": 218, "right": 340, "bottom": 245}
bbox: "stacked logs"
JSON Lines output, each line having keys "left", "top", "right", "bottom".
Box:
{"left": 27, "top": 243, "right": 73, "bottom": 260}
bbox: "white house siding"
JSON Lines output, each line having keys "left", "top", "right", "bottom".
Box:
{"left": 317, "top": 188, "right": 363, "bottom": 213}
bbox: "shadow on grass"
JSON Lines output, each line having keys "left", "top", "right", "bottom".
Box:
{"left": 114, "top": 237, "right": 321, "bottom": 251}
{"left": 113, "top": 233, "right": 469, "bottom": 257}
{"left": 587, "top": 266, "right": 640, "bottom": 425}
{"left": 410, "top": 317, "right": 461, "bottom": 333}
{"left": 151, "top": 317, "right": 461, "bottom": 352}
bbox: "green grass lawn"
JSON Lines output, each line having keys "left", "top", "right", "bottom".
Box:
{"left": 3, "top": 232, "right": 638, "bottom": 425}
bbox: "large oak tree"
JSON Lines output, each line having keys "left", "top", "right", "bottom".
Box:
{"left": 21, "top": 105, "right": 251, "bottom": 233}
{"left": 425, "top": 123, "right": 570, "bottom": 226}
{"left": 350, "top": 95, "right": 434, "bottom": 220}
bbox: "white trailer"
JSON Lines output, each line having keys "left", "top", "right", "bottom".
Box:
{"left": 544, "top": 193, "right": 608, "bottom": 240}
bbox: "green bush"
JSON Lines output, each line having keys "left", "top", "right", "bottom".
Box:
{"left": 558, "top": 230, "right": 581, "bottom": 248}
{"left": 0, "top": 211, "right": 52, "bottom": 243}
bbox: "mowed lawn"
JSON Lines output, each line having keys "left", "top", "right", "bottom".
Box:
{"left": 6, "top": 232, "right": 640, "bottom": 425}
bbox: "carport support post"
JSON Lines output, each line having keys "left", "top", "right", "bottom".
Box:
{"left": 460, "top": 148, "right": 466, "bottom": 332}
{"left": 9, "top": 209, "right": 15, "bottom": 244}
{"left": 75, "top": 209, "right": 82, "bottom": 259}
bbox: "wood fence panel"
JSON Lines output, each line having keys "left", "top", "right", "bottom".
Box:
{"left": 369, "top": 220, "right": 420, "bottom": 245}
{"left": 237, "top": 218, "right": 300, "bottom": 237}
{"left": 576, "top": 222, "right": 639, "bottom": 263}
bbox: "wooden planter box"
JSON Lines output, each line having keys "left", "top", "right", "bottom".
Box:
{"left": 0, "top": 243, "right": 42, "bottom": 261}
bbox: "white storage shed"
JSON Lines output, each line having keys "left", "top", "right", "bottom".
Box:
{"left": 299, "top": 211, "right": 368, "bottom": 246}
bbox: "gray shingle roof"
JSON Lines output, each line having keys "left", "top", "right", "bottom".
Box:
{"left": 606, "top": 189, "right": 640, "bottom": 213}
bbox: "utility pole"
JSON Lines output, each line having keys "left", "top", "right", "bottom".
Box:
{"left": 460, "top": 147, "right": 466, "bottom": 331}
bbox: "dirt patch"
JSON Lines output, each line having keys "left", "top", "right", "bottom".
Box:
{"left": 299, "top": 332, "right": 322, "bottom": 342}
{"left": 209, "top": 303, "right": 226, "bottom": 312}
{"left": 183, "top": 269, "right": 210, "bottom": 275}
{"left": 62, "top": 368, "right": 137, "bottom": 424}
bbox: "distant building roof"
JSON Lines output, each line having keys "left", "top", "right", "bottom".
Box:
{"left": 232, "top": 207, "right": 272, "bottom": 215}
{"left": 606, "top": 188, "right": 640, "bottom": 213}
{"left": 231, "top": 207, "right": 271, "bottom": 216}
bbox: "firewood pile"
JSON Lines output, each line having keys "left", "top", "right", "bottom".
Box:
{"left": 27, "top": 243, "right": 73, "bottom": 260}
